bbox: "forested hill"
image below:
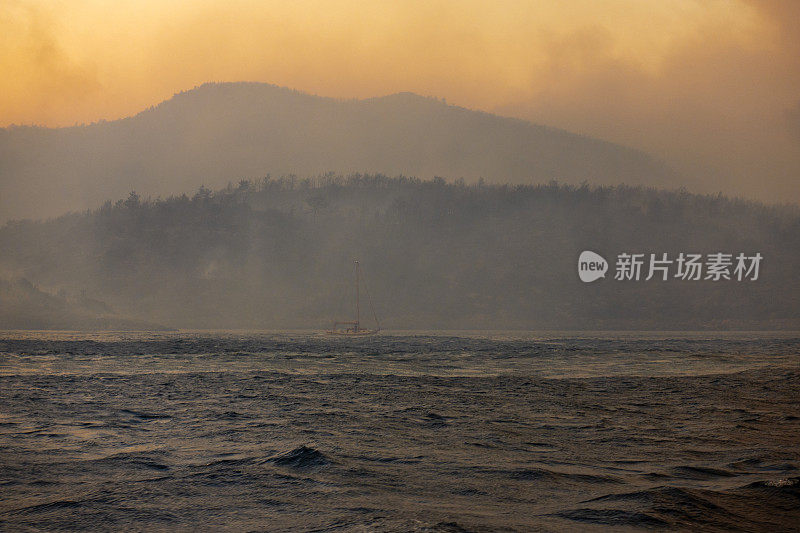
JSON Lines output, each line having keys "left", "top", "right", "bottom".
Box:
{"left": 0, "top": 82, "right": 674, "bottom": 222}
{"left": 1, "top": 175, "right": 798, "bottom": 330}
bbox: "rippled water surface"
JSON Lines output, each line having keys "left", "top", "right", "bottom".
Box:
{"left": 1, "top": 331, "right": 798, "bottom": 531}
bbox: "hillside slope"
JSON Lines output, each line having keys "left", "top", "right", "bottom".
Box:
{"left": 0, "top": 175, "right": 796, "bottom": 330}
{"left": 0, "top": 82, "right": 675, "bottom": 221}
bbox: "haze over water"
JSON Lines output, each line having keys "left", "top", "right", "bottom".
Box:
{"left": 1, "top": 330, "right": 798, "bottom": 531}
{"left": 2, "top": 2, "right": 799, "bottom": 530}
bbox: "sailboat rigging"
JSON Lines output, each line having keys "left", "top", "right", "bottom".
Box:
{"left": 326, "top": 260, "right": 380, "bottom": 336}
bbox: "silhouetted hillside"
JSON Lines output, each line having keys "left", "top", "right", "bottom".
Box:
{"left": 0, "top": 175, "right": 797, "bottom": 330}
{"left": 0, "top": 82, "right": 676, "bottom": 222}
{"left": 0, "top": 277, "right": 172, "bottom": 330}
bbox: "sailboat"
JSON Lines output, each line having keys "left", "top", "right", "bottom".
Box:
{"left": 326, "top": 260, "right": 381, "bottom": 336}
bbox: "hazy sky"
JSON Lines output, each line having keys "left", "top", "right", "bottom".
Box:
{"left": 2, "top": 0, "right": 798, "bottom": 201}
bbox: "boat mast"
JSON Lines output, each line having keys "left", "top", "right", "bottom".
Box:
{"left": 354, "top": 260, "right": 360, "bottom": 332}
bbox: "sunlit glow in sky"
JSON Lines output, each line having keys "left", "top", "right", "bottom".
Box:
{"left": 2, "top": 0, "right": 799, "bottom": 199}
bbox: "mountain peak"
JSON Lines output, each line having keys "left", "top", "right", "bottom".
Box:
{"left": 0, "top": 82, "right": 675, "bottom": 221}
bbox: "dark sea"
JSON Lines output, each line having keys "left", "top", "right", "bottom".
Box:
{"left": 0, "top": 331, "right": 798, "bottom": 532}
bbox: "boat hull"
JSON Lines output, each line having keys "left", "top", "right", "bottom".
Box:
{"left": 324, "top": 329, "right": 380, "bottom": 337}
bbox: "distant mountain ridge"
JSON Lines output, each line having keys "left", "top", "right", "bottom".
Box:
{"left": 0, "top": 82, "right": 676, "bottom": 221}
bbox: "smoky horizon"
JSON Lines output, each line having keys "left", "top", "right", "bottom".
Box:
{"left": 1, "top": 1, "right": 799, "bottom": 205}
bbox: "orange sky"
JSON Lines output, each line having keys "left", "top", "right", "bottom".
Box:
{"left": 2, "top": 0, "right": 799, "bottom": 200}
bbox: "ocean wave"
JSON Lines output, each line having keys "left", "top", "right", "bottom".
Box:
{"left": 266, "top": 446, "right": 331, "bottom": 468}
